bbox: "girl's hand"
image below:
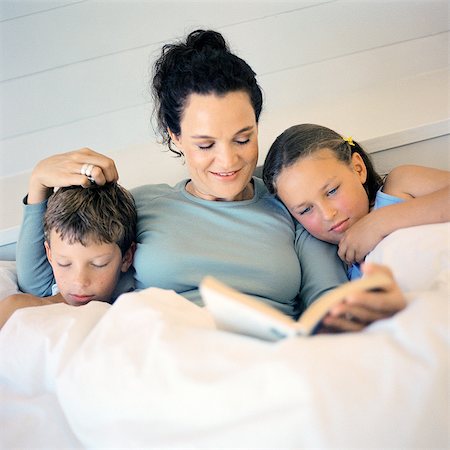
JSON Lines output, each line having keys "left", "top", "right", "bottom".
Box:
{"left": 321, "top": 263, "right": 406, "bottom": 332}
{"left": 338, "top": 211, "right": 385, "bottom": 264}
{"left": 28, "top": 148, "right": 119, "bottom": 204}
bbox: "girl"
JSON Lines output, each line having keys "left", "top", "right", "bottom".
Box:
{"left": 263, "top": 123, "right": 450, "bottom": 278}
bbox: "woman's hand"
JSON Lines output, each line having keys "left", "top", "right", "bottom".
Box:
{"left": 27, "top": 148, "right": 119, "bottom": 204}
{"left": 321, "top": 263, "right": 407, "bottom": 332}
{"left": 338, "top": 210, "right": 385, "bottom": 264}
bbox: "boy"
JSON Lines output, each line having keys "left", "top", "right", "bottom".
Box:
{"left": 0, "top": 183, "right": 136, "bottom": 328}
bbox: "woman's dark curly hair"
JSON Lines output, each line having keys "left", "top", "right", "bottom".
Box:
{"left": 152, "top": 29, "right": 263, "bottom": 157}
{"left": 263, "top": 124, "right": 383, "bottom": 206}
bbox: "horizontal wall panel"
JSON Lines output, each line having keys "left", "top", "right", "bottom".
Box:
{"left": 363, "top": 119, "right": 450, "bottom": 154}
{"left": 0, "top": 31, "right": 448, "bottom": 175}
{"left": 1, "top": 36, "right": 448, "bottom": 177}
{"left": 260, "top": 32, "right": 448, "bottom": 118}
{"left": 2, "top": 1, "right": 447, "bottom": 82}
{"left": 0, "top": 0, "right": 81, "bottom": 21}
{"left": 0, "top": 1, "right": 321, "bottom": 81}
{"left": 257, "top": 69, "right": 449, "bottom": 162}
{"left": 0, "top": 103, "right": 155, "bottom": 177}
{"left": 1, "top": 1, "right": 448, "bottom": 140}
{"left": 227, "top": 0, "right": 449, "bottom": 77}
{"left": 1, "top": 45, "right": 152, "bottom": 139}
{"left": 371, "top": 133, "right": 450, "bottom": 174}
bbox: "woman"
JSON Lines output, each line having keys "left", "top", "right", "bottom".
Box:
{"left": 16, "top": 30, "right": 405, "bottom": 331}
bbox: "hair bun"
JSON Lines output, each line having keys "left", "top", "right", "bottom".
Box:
{"left": 186, "top": 29, "right": 228, "bottom": 52}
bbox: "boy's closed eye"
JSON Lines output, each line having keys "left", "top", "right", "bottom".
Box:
{"left": 91, "top": 262, "right": 110, "bottom": 268}
{"left": 57, "top": 262, "right": 71, "bottom": 268}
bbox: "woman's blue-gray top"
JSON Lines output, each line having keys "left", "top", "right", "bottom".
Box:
{"left": 16, "top": 177, "right": 347, "bottom": 318}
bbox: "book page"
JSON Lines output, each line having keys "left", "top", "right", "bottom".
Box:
{"left": 200, "top": 276, "right": 298, "bottom": 341}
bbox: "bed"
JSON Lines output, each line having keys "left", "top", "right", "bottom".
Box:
{"left": 0, "top": 220, "right": 448, "bottom": 449}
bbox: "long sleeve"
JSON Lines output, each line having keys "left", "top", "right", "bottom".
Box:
{"left": 16, "top": 198, "right": 54, "bottom": 296}
{"left": 295, "top": 222, "right": 348, "bottom": 312}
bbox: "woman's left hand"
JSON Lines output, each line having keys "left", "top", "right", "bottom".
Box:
{"left": 321, "top": 263, "right": 406, "bottom": 332}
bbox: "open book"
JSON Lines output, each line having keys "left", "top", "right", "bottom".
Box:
{"left": 199, "top": 273, "right": 391, "bottom": 341}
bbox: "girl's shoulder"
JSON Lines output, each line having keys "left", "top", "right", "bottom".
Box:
{"left": 383, "top": 165, "right": 449, "bottom": 199}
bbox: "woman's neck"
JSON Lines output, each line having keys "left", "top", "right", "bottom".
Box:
{"left": 186, "top": 180, "right": 254, "bottom": 202}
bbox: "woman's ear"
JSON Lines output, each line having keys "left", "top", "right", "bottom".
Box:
{"left": 121, "top": 242, "right": 136, "bottom": 272}
{"left": 351, "top": 152, "right": 368, "bottom": 184}
{"left": 168, "top": 129, "right": 182, "bottom": 149}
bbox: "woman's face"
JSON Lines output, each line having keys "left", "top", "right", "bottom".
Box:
{"left": 275, "top": 149, "right": 369, "bottom": 244}
{"left": 170, "top": 91, "right": 258, "bottom": 201}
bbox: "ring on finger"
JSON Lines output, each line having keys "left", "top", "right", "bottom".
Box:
{"left": 84, "top": 164, "right": 94, "bottom": 178}
{"left": 80, "top": 163, "right": 89, "bottom": 176}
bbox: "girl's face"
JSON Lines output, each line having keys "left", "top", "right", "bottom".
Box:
{"left": 276, "top": 148, "right": 369, "bottom": 244}
{"left": 170, "top": 91, "right": 258, "bottom": 201}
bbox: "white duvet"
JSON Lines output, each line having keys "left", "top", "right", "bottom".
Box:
{"left": 0, "top": 223, "right": 449, "bottom": 449}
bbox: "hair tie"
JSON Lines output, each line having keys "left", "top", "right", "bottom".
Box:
{"left": 343, "top": 136, "right": 355, "bottom": 146}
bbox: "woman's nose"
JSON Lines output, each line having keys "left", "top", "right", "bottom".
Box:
{"left": 216, "top": 144, "right": 238, "bottom": 169}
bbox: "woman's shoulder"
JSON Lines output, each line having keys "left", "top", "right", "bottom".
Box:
{"left": 253, "top": 176, "right": 294, "bottom": 219}
{"left": 131, "top": 180, "right": 187, "bottom": 202}
{"left": 253, "top": 177, "right": 283, "bottom": 204}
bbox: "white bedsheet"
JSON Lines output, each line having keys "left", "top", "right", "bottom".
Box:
{"left": 1, "top": 223, "right": 449, "bottom": 449}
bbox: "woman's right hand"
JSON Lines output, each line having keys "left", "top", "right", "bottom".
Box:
{"left": 27, "top": 148, "right": 119, "bottom": 204}
{"left": 322, "top": 263, "right": 406, "bottom": 332}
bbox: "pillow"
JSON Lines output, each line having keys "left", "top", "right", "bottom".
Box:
{"left": 366, "top": 222, "right": 449, "bottom": 293}
{"left": 0, "top": 261, "right": 18, "bottom": 300}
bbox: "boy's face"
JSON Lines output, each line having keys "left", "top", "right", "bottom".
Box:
{"left": 44, "top": 230, "right": 133, "bottom": 306}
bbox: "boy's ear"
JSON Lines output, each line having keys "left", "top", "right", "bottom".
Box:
{"left": 351, "top": 152, "right": 368, "bottom": 184}
{"left": 121, "top": 242, "right": 136, "bottom": 272}
{"left": 44, "top": 241, "right": 53, "bottom": 264}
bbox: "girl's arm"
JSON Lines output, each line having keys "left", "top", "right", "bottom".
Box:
{"left": 339, "top": 165, "right": 450, "bottom": 264}
{"left": 383, "top": 164, "right": 450, "bottom": 201}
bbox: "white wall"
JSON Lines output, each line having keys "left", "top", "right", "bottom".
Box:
{"left": 1, "top": 0, "right": 449, "bottom": 245}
